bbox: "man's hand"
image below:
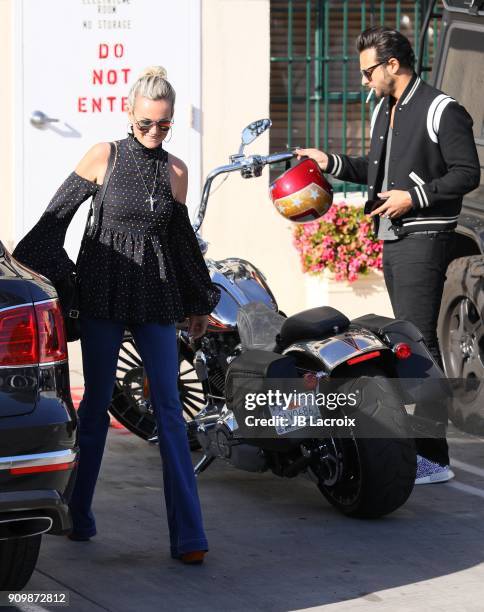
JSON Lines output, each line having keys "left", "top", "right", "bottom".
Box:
{"left": 188, "top": 314, "right": 209, "bottom": 340}
{"left": 294, "top": 148, "right": 329, "bottom": 171}
{"left": 370, "top": 190, "right": 413, "bottom": 219}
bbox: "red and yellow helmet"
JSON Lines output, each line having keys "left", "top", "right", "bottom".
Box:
{"left": 269, "top": 158, "right": 333, "bottom": 223}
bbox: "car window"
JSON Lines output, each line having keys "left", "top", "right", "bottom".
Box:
{"left": 440, "top": 26, "right": 484, "bottom": 143}
{"left": 440, "top": 25, "right": 483, "bottom": 200}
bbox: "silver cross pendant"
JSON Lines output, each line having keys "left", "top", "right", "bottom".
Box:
{"left": 148, "top": 196, "right": 156, "bottom": 212}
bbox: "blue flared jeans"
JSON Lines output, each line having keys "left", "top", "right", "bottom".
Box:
{"left": 68, "top": 317, "right": 208, "bottom": 557}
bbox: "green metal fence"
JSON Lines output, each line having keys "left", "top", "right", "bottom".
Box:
{"left": 270, "top": 0, "right": 441, "bottom": 194}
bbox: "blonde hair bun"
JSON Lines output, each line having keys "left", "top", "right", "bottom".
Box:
{"left": 139, "top": 65, "right": 168, "bottom": 80}
{"left": 128, "top": 65, "right": 175, "bottom": 109}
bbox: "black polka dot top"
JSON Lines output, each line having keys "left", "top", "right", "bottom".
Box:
{"left": 13, "top": 134, "right": 221, "bottom": 324}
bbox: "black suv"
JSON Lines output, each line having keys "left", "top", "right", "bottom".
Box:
{"left": 0, "top": 241, "right": 78, "bottom": 590}
{"left": 418, "top": 1, "right": 484, "bottom": 434}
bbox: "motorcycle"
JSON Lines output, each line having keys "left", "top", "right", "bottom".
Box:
{"left": 109, "top": 119, "right": 446, "bottom": 518}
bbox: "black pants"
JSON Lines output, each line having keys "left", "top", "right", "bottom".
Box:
{"left": 382, "top": 231, "right": 456, "bottom": 466}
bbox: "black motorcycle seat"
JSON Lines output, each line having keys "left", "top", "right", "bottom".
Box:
{"left": 278, "top": 306, "right": 350, "bottom": 349}
{"left": 237, "top": 302, "right": 286, "bottom": 352}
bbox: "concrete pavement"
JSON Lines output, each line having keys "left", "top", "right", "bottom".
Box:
{"left": 23, "top": 424, "right": 484, "bottom": 612}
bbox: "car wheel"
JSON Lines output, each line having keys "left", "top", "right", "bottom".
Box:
{"left": 0, "top": 535, "right": 41, "bottom": 591}
{"left": 438, "top": 255, "right": 484, "bottom": 434}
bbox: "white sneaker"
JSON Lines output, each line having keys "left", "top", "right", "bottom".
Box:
{"left": 415, "top": 455, "right": 455, "bottom": 485}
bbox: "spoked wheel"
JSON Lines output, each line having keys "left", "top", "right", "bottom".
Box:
{"left": 438, "top": 256, "right": 484, "bottom": 434}
{"left": 109, "top": 333, "right": 206, "bottom": 449}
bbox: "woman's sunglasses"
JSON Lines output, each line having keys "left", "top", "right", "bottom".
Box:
{"left": 134, "top": 116, "right": 174, "bottom": 133}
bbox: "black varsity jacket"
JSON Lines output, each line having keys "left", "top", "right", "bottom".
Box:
{"left": 325, "top": 72, "right": 481, "bottom": 235}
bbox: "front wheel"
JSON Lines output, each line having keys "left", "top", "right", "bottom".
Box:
{"left": 109, "top": 333, "right": 207, "bottom": 449}
{"left": 308, "top": 366, "right": 416, "bottom": 518}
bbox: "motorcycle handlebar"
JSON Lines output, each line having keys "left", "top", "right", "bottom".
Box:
{"left": 192, "top": 150, "right": 296, "bottom": 233}
{"left": 264, "top": 151, "right": 296, "bottom": 165}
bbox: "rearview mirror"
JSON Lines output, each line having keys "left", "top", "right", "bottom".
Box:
{"left": 239, "top": 118, "right": 272, "bottom": 153}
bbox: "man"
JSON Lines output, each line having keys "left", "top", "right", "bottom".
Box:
{"left": 296, "top": 26, "right": 480, "bottom": 484}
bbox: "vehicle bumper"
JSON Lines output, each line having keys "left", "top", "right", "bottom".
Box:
{"left": 0, "top": 489, "right": 72, "bottom": 535}
{"left": 0, "top": 449, "right": 78, "bottom": 535}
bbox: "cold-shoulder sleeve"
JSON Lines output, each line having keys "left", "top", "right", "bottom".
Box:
{"left": 12, "top": 171, "right": 99, "bottom": 283}
{"left": 168, "top": 202, "right": 221, "bottom": 317}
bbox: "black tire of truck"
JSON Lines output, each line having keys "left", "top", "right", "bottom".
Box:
{"left": 437, "top": 255, "right": 484, "bottom": 435}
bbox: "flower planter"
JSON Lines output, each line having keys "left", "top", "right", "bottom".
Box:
{"left": 304, "top": 268, "right": 394, "bottom": 320}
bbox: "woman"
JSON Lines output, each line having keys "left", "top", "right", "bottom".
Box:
{"left": 13, "top": 66, "right": 220, "bottom": 565}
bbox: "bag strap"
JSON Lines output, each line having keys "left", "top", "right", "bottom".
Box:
{"left": 84, "top": 141, "right": 118, "bottom": 235}
{"left": 75, "top": 141, "right": 117, "bottom": 274}
{"left": 92, "top": 141, "right": 118, "bottom": 230}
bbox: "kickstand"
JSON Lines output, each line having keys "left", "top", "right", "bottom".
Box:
{"left": 194, "top": 454, "right": 215, "bottom": 477}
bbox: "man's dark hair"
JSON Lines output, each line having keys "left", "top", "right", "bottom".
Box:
{"left": 356, "top": 26, "right": 415, "bottom": 70}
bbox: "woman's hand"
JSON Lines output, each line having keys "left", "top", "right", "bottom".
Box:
{"left": 188, "top": 314, "right": 209, "bottom": 339}
{"left": 294, "top": 148, "right": 329, "bottom": 171}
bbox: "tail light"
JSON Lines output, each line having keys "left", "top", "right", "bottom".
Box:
{"left": 35, "top": 301, "right": 68, "bottom": 363}
{"left": 393, "top": 342, "right": 412, "bottom": 360}
{"left": 0, "top": 300, "right": 67, "bottom": 367}
{"left": 6, "top": 449, "right": 78, "bottom": 476}
{"left": 10, "top": 461, "right": 77, "bottom": 475}
{"left": 0, "top": 306, "right": 38, "bottom": 366}
{"left": 347, "top": 350, "right": 381, "bottom": 366}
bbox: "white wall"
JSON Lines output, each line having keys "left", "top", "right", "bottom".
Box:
{"left": 0, "top": 0, "right": 14, "bottom": 251}
{"left": 201, "top": 0, "right": 307, "bottom": 316}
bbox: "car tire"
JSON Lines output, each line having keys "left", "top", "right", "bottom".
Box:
{"left": 0, "top": 535, "right": 42, "bottom": 591}
{"left": 437, "top": 255, "right": 484, "bottom": 435}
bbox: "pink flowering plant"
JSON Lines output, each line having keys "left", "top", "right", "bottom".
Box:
{"left": 292, "top": 202, "right": 383, "bottom": 282}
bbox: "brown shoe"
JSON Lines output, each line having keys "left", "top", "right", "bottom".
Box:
{"left": 179, "top": 550, "right": 206, "bottom": 564}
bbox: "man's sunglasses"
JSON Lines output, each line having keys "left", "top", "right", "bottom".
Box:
{"left": 134, "top": 117, "right": 174, "bottom": 133}
{"left": 360, "top": 60, "right": 388, "bottom": 81}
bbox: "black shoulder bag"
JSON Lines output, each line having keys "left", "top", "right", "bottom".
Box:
{"left": 56, "top": 141, "right": 118, "bottom": 342}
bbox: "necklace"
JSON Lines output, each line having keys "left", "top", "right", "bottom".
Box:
{"left": 127, "top": 141, "right": 161, "bottom": 212}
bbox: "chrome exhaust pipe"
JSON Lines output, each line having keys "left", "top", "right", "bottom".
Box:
{"left": 0, "top": 516, "right": 53, "bottom": 540}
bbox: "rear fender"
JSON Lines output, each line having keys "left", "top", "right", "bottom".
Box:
{"left": 282, "top": 328, "right": 392, "bottom": 372}
{"left": 351, "top": 314, "right": 451, "bottom": 402}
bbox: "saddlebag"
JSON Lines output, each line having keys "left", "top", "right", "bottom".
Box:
{"left": 225, "top": 349, "right": 298, "bottom": 439}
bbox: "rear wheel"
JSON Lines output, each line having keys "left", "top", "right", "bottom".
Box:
{"left": 109, "top": 333, "right": 206, "bottom": 449}
{"left": 0, "top": 535, "right": 41, "bottom": 590}
{"left": 307, "top": 365, "right": 416, "bottom": 518}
